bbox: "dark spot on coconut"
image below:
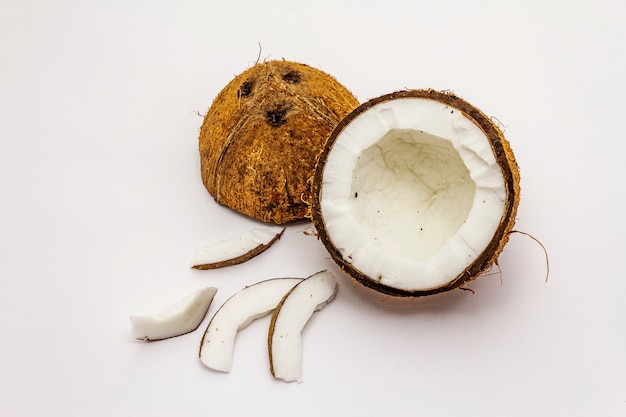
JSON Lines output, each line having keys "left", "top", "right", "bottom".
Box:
{"left": 266, "top": 106, "right": 289, "bottom": 127}
{"left": 238, "top": 80, "right": 254, "bottom": 98}
{"left": 354, "top": 192, "right": 358, "bottom": 198}
{"left": 282, "top": 70, "right": 301, "bottom": 84}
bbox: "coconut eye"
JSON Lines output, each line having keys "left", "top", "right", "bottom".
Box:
{"left": 265, "top": 106, "right": 288, "bottom": 127}
{"left": 238, "top": 80, "right": 254, "bottom": 98}
{"left": 282, "top": 71, "right": 301, "bottom": 84}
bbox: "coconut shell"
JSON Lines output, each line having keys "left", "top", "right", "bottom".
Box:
{"left": 311, "top": 89, "right": 521, "bottom": 297}
{"left": 199, "top": 60, "right": 359, "bottom": 224}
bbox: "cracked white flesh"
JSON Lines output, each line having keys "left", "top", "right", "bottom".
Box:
{"left": 190, "top": 226, "right": 284, "bottom": 268}
{"left": 269, "top": 270, "right": 337, "bottom": 383}
{"left": 130, "top": 287, "right": 217, "bottom": 341}
{"left": 320, "top": 97, "right": 506, "bottom": 292}
{"left": 199, "top": 278, "right": 303, "bottom": 372}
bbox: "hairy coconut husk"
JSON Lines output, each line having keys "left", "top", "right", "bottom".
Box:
{"left": 311, "top": 89, "right": 521, "bottom": 297}
{"left": 199, "top": 60, "right": 359, "bottom": 224}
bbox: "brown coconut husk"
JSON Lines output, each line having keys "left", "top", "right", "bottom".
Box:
{"left": 199, "top": 60, "right": 359, "bottom": 224}
{"left": 311, "top": 89, "right": 521, "bottom": 297}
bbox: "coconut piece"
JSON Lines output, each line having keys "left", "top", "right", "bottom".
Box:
{"left": 268, "top": 270, "right": 338, "bottom": 383}
{"left": 191, "top": 226, "right": 284, "bottom": 270}
{"left": 199, "top": 277, "right": 303, "bottom": 372}
{"left": 199, "top": 60, "right": 359, "bottom": 224}
{"left": 130, "top": 287, "right": 218, "bottom": 341}
{"left": 311, "top": 89, "right": 521, "bottom": 297}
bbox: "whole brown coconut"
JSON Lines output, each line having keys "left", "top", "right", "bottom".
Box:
{"left": 199, "top": 60, "right": 359, "bottom": 224}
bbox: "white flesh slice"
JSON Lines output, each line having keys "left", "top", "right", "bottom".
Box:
{"left": 190, "top": 226, "right": 285, "bottom": 270}
{"left": 130, "top": 287, "right": 218, "bottom": 341}
{"left": 268, "top": 270, "right": 338, "bottom": 382}
{"left": 319, "top": 97, "right": 506, "bottom": 291}
{"left": 199, "top": 277, "right": 303, "bottom": 372}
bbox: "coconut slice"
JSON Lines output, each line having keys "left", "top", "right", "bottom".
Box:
{"left": 130, "top": 287, "right": 218, "bottom": 341}
{"left": 268, "top": 270, "right": 338, "bottom": 382}
{"left": 199, "top": 277, "right": 303, "bottom": 372}
{"left": 190, "top": 226, "right": 284, "bottom": 270}
{"left": 311, "top": 90, "right": 520, "bottom": 297}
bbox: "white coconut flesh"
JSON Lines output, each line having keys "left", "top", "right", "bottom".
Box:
{"left": 199, "top": 278, "right": 303, "bottom": 373}
{"left": 269, "top": 270, "right": 338, "bottom": 383}
{"left": 190, "top": 226, "right": 284, "bottom": 269}
{"left": 318, "top": 97, "right": 507, "bottom": 292}
{"left": 130, "top": 287, "right": 218, "bottom": 341}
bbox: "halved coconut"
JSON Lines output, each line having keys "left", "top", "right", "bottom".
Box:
{"left": 199, "top": 277, "right": 303, "bottom": 372}
{"left": 199, "top": 60, "right": 359, "bottom": 224}
{"left": 311, "top": 90, "right": 520, "bottom": 297}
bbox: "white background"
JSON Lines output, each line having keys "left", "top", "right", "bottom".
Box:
{"left": 1, "top": 1, "right": 624, "bottom": 416}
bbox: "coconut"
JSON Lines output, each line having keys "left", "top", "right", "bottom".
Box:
{"left": 199, "top": 277, "right": 303, "bottom": 373}
{"left": 268, "top": 270, "right": 337, "bottom": 382}
{"left": 199, "top": 60, "right": 359, "bottom": 224}
{"left": 311, "top": 89, "right": 520, "bottom": 297}
{"left": 130, "top": 287, "right": 218, "bottom": 341}
{"left": 190, "top": 225, "right": 285, "bottom": 270}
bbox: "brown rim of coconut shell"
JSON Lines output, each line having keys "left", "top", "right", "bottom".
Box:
{"left": 311, "top": 89, "right": 521, "bottom": 297}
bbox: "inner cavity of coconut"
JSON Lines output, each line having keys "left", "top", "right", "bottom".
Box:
{"left": 351, "top": 128, "right": 476, "bottom": 261}
{"left": 320, "top": 97, "right": 507, "bottom": 291}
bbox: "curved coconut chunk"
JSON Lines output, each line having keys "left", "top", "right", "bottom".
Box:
{"left": 190, "top": 226, "right": 284, "bottom": 270}
{"left": 130, "top": 287, "right": 218, "bottom": 342}
{"left": 315, "top": 91, "right": 515, "bottom": 295}
{"left": 268, "top": 270, "right": 338, "bottom": 383}
{"left": 199, "top": 277, "right": 303, "bottom": 373}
